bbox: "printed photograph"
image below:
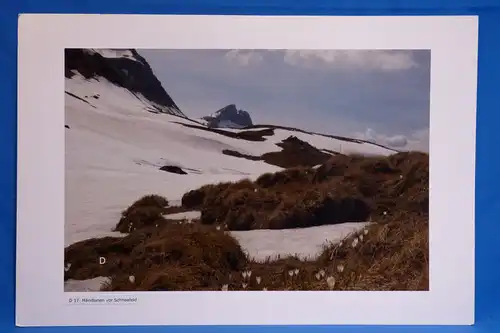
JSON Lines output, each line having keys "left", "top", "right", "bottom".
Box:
{"left": 63, "top": 48, "right": 430, "bottom": 292}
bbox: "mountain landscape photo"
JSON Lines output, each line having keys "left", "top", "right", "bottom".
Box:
{"left": 63, "top": 48, "right": 430, "bottom": 292}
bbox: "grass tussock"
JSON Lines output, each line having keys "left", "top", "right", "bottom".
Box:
{"left": 65, "top": 151, "right": 428, "bottom": 291}
{"left": 114, "top": 195, "right": 169, "bottom": 233}
{"left": 65, "top": 224, "right": 248, "bottom": 290}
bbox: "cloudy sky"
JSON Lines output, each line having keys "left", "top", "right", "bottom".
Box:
{"left": 139, "top": 49, "right": 430, "bottom": 152}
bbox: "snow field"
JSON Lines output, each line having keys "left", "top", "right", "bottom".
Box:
{"left": 163, "top": 211, "right": 202, "bottom": 220}
{"left": 232, "top": 222, "right": 370, "bottom": 262}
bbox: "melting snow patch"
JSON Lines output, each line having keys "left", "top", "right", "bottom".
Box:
{"left": 230, "top": 222, "right": 369, "bottom": 262}
{"left": 163, "top": 211, "right": 201, "bottom": 220}
{"left": 64, "top": 277, "right": 110, "bottom": 292}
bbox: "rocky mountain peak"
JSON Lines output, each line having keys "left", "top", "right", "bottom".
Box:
{"left": 202, "top": 104, "right": 253, "bottom": 129}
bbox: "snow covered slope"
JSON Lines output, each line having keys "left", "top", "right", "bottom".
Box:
{"left": 65, "top": 74, "right": 280, "bottom": 245}
{"left": 65, "top": 71, "right": 395, "bottom": 246}
{"left": 65, "top": 48, "right": 185, "bottom": 117}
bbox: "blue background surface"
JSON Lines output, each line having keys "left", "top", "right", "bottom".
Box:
{"left": 1, "top": 0, "right": 499, "bottom": 332}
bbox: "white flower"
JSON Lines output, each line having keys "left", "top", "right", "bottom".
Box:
{"left": 256, "top": 276, "right": 261, "bottom": 285}
{"left": 352, "top": 238, "right": 359, "bottom": 248}
{"left": 128, "top": 275, "right": 135, "bottom": 284}
{"left": 155, "top": 224, "right": 158, "bottom": 227}
{"left": 337, "top": 264, "right": 344, "bottom": 273}
{"left": 359, "top": 234, "right": 364, "bottom": 242}
{"left": 242, "top": 283, "right": 248, "bottom": 289}
{"left": 399, "top": 175, "right": 403, "bottom": 179}
{"left": 315, "top": 272, "right": 321, "bottom": 280}
{"left": 363, "top": 229, "right": 368, "bottom": 235}
{"left": 254, "top": 189, "right": 258, "bottom": 192}
{"left": 294, "top": 268, "right": 299, "bottom": 276}
{"left": 326, "top": 276, "right": 336, "bottom": 290}
{"left": 383, "top": 211, "right": 387, "bottom": 216}
{"left": 221, "top": 284, "right": 229, "bottom": 291}
{"left": 216, "top": 226, "right": 221, "bottom": 230}
{"left": 288, "top": 270, "right": 294, "bottom": 277}
{"left": 242, "top": 270, "right": 252, "bottom": 279}
{"left": 319, "top": 269, "right": 326, "bottom": 278}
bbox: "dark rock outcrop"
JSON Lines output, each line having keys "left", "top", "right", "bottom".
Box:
{"left": 202, "top": 104, "right": 253, "bottom": 129}
{"left": 260, "top": 136, "right": 332, "bottom": 168}
{"left": 65, "top": 48, "right": 185, "bottom": 117}
{"left": 159, "top": 165, "right": 188, "bottom": 175}
{"left": 221, "top": 135, "right": 332, "bottom": 168}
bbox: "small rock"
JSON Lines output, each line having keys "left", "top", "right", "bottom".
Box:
{"left": 159, "top": 165, "right": 188, "bottom": 175}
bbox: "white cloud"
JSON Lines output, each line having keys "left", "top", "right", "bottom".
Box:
{"left": 224, "top": 50, "right": 418, "bottom": 71}
{"left": 385, "top": 135, "right": 408, "bottom": 148}
{"left": 355, "top": 127, "right": 428, "bottom": 152}
{"left": 283, "top": 50, "right": 418, "bottom": 71}
{"left": 364, "top": 128, "right": 378, "bottom": 143}
{"left": 224, "top": 50, "right": 263, "bottom": 66}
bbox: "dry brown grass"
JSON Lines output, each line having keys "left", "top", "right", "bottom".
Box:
{"left": 65, "top": 212, "right": 427, "bottom": 291}
{"left": 181, "top": 151, "right": 428, "bottom": 230}
{"left": 65, "top": 223, "right": 248, "bottom": 290}
{"left": 64, "top": 151, "right": 428, "bottom": 291}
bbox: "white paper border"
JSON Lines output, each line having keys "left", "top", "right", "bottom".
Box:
{"left": 16, "top": 14, "right": 477, "bottom": 326}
